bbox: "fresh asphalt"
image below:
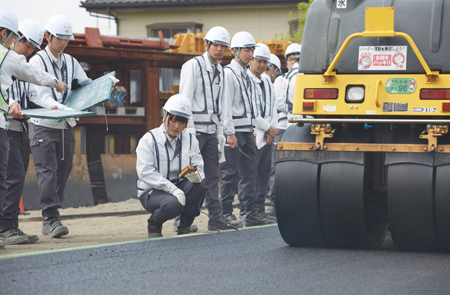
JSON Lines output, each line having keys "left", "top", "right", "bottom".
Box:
{"left": 1, "top": 225, "right": 450, "bottom": 295}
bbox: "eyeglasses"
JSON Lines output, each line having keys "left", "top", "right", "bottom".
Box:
{"left": 287, "top": 57, "right": 296, "bottom": 62}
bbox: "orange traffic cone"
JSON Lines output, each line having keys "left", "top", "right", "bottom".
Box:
{"left": 19, "top": 197, "right": 24, "bottom": 213}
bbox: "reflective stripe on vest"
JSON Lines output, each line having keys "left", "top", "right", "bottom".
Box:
{"left": 283, "top": 67, "right": 298, "bottom": 112}
{"left": 225, "top": 66, "right": 254, "bottom": 129}
{"left": 192, "top": 56, "right": 223, "bottom": 125}
{"left": 0, "top": 46, "right": 10, "bottom": 114}
{"left": 256, "top": 76, "right": 273, "bottom": 122}
{"left": 137, "top": 129, "right": 193, "bottom": 197}
{"left": 34, "top": 51, "right": 74, "bottom": 105}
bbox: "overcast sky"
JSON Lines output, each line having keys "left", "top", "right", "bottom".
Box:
{"left": 3, "top": 0, "right": 117, "bottom": 36}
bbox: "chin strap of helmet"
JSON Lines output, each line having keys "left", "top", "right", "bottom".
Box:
{"left": 232, "top": 47, "right": 250, "bottom": 69}
{"left": 206, "top": 41, "right": 222, "bottom": 67}
{"left": 48, "top": 33, "right": 63, "bottom": 59}
{"left": 249, "top": 62, "right": 263, "bottom": 78}
{"left": 1, "top": 30, "right": 14, "bottom": 47}
{"left": 12, "top": 34, "right": 24, "bottom": 52}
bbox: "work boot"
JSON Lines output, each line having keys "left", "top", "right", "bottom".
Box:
{"left": 222, "top": 203, "right": 243, "bottom": 228}
{"left": 147, "top": 216, "right": 163, "bottom": 238}
{"left": 238, "top": 201, "right": 247, "bottom": 222}
{"left": 13, "top": 219, "right": 39, "bottom": 244}
{"left": 42, "top": 217, "right": 69, "bottom": 238}
{"left": 244, "top": 203, "right": 272, "bottom": 227}
{"left": 177, "top": 215, "right": 195, "bottom": 235}
{"left": 207, "top": 206, "right": 232, "bottom": 231}
{"left": 266, "top": 198, "right": 276, "bottom": 218}
{"left": 172, "top": 215, "right": 198, "bottom": 233}
{"left": 256, "top": 201, "right": 277, "bottom": 223}
{"left": 0, "top": 219, "right": 29, "bottom": 245}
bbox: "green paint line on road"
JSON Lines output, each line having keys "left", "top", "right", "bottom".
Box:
{"left": 0, "top": 224, "right": 277, "bottom": 260}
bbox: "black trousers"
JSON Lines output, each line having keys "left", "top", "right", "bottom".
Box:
{"left": 140, "top": 179, "right": 205, "bottom": 224}
{"left": 3, "top": 130, "right": 30, "bottom": 220}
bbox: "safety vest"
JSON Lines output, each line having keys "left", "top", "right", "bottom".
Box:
{"left": 0, "top": 46, "right": 10, "bottom": 114}
{"left": 257, "top": 75, "right": 273, "bottom": 122}
{"left": 191, "top": 56, "right": 223, "bottom": 125}
{"left": 33, "top": 50, "right": 74, "bottom": 106}
{"left": 225, "top": 66, "right": 255, "bottom": 129}
{"left": 283, "top": 67, "right": 299, "bottom": 113}
{"left": 136, "top": 127, "right": 194, "bottom": 197}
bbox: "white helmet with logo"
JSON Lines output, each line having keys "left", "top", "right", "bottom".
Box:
{"left": 163, "top": 94, "right": 192, "bottom": 119}
{"left": 45, "top": 14, "right": 74, "bottom": 40}
{"left": 253, "top": 43, "right": 270, "bottom": 61}
{"left": 230, "top": 31, "right": 256, "bottom": 49}
{"left": 0, "top": 9, "right": 19, "bottom": 46}
{"left": 284, "top": 43, "right": 302, "bottom": 58}
{"left": 17, "top": 19, "right": 44, "bottom": 49}
{"left": 204, "top": 26, "right": 230, "bottom": 47}
{"left": 269, "top": 53, "right": 281, "bottom": 71}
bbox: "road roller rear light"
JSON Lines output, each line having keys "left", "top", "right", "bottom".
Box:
{"left": 346, "top": 86, "right": 365, "bottom": 103}
{"left": 303, "top": 101, "right": 315, "bottom": 110}
{"left": 421, "top": 89, "right": 450, "bottom": 100}
{"left": 443, "top": 103, "right": 450, "bottom": 111}
{"left": 304, "top": 89, "right": 338, "bottom": 99}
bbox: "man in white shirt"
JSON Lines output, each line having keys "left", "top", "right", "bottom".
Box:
{"left": 0, "top": 10, "right": 67, "bottom": 248}
{"left": 248, "top": 44, "right": 278, "bottom": 223}
{"left": 136, "top": 95, "right": 206, "bottom": 237}
{"left": 28, "top": 14, "right": 92, "bottom": 238}
{"left": 1, "top": 19, "right": 48, "bottom": 246}
{"left": 180, "top": 26, "right": 241, "bottom": 230}
{"left": 220, "top": 32, "right": 270, "bottom": 227}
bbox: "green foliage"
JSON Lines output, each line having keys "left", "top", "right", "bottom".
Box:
{"left": 277, "top": 0, "right": 315, "bottom": 43}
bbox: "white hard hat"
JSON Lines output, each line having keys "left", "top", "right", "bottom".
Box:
{"left": 45, "top": 14, "right": 74, "bottom": 41}
{"left": 253, "top": 43, "right": 270, "bottom": 61}
{"left": 269, "top": 54, "right": 281, "bottom": 71}
{"left": 230, "top": 31, "right": 256, "bottom": 49}
{"left": 0, "top": 9, "right": 19, "bottom": 36}
{"left": 163, "top": 94, "right": 192, "bottom": 119}
{"left": 204, "top": 26, "right": 230, "bottom": 47}
{"left": 285, "top": 43, "right": 302, "bottom": 58}
{"left": 18, "top": 19, "right": 44, "bottom": 49}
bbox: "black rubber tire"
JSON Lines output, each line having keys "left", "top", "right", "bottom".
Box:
{"left": 275, "top": 160, "right": 325, "bottom": 247}
{"left": 319, "top": 157, "right": 387, "bottom": 248}
{"left": 275, "top": 124, "right": 325, "bottom": 247}
{"left": 387, "top": 163, "right": 440, "bottom": 251}
{"left": 435, "top": 164, "right": 450, "bottom": 251}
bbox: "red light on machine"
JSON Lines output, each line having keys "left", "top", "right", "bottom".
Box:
{"left": 304, "top": 89, "right": 338, "bottom": 99}
{"left": 303, "top": 102, "right": 315, "bottom": 110}
{"left": 421, "top": 89, "right": 450, "bottom": 100}
{"left": 442, "top": 103, "right": 450, "bottom": 111}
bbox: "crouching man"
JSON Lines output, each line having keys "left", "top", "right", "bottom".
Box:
{"left": 136, "top": 94, "right": 206, "bottom": 238}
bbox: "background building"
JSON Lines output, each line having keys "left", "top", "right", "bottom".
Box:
{"left": 80, "top": 0, "right": 303, "bottom": 40}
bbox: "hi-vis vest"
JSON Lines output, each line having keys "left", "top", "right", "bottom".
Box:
{"left": 225, "top": 66, "right": 255, "bottom": 129}
{"left": 282, "top": 67, "right": 299, "bottom": 113}
{"left": 0, "top": 46, "right": 10, "bottom": 114}
{"left": 33, "top": 50, "right": 74, "bottom": 106}
{"left": 136, "top": 127, "right": 194, "bottom": 197}
{"left": 256, "top": 76, "right": 273, "bottom": 123}
{"left": 191, "top": 56, "right": 223, "bottom": 125}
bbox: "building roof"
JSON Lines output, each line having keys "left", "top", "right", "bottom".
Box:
{"left": 81, "top": 0, "right": 302, "bottom": 11}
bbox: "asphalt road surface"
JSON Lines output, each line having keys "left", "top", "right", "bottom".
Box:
{"left": 1, "top": 225, "right": 450, "bottom": 295}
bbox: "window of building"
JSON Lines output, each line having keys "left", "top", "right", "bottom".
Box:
{"left": 147, "top": 22, "right": 203, "bottom": 39}
{"left": 289, "top": 19, "right": 299, "bottom": 37}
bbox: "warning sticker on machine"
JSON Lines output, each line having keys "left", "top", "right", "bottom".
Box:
{"left": 411, "top": 107, "right": 437, "bottom": 113}
{"left": 323, "top": 104, "right": 336, "bottom": 112}
{"left": 358, "top": 46, "right": 407, "bottom": 71}
{"left": 383, "top": 102, "right": 408, "bottom": 112}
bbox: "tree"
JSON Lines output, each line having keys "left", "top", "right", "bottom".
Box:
{"left": 276, "top": 0, "right": 315, "bottom": 43}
